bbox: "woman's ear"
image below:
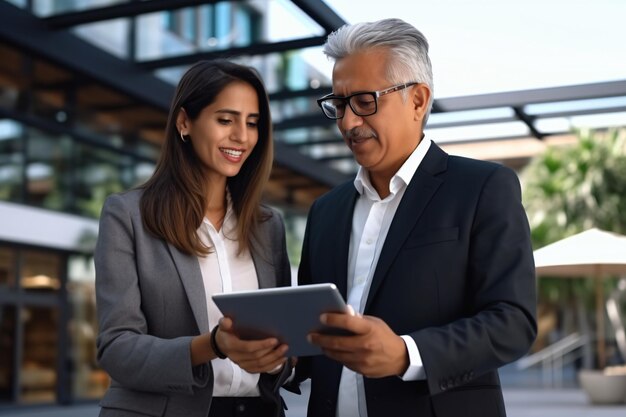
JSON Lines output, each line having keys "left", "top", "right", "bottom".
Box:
{"left": 176, "top": 107, "right": 190, "bottom": 134}
{"left": 412, "top": 84, "right": 431, "bottom": 122}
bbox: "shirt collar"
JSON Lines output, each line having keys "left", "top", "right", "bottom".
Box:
{"left": 353, "top": 136, "right": 432, "bottom": 201}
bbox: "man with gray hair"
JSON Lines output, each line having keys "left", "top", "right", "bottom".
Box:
{"left": 290, "top": 18, "right": 537, "bottom": 417}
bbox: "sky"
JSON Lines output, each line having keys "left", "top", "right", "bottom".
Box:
{"left": 274, "top": 0, "right": 626, "bottom": 99}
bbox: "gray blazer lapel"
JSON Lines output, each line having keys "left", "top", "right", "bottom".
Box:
{"left": 250, "top": 221, "right": 276, "bottom": 290}
{"left": 365, "top": 143, "right": 448, "bottom": 311}
{"left": 252, "top": 251, "right": 275, "bottom": 289}
{"left": 167, "top": 243, "right": 210, "bottom": 334}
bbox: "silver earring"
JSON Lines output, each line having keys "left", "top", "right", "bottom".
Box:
{"left": 179, "top": 131, "right": 188, "bottom": 143}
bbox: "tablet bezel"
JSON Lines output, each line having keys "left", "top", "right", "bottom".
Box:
{"left": 212, "top": 283, "right": 349, "bottom": 356}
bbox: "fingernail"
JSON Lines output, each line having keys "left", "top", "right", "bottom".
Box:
{"left": 346, "top": 305, "right": 355, "bottom": 316}
{"left": 320, "top": 314, "right": 327, "bottom": 324}
{"left": 307, "top": 334, "right": 312, "bottom": 343}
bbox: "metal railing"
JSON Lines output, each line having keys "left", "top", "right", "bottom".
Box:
{"left": 607, "top": 277, "right": 626, "bottom": 362}
{"left": 517, "top": 332, "right": 589, "bottom": 388}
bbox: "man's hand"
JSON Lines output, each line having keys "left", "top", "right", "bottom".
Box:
{"left": 307, "top": 313, "right": 409, "bottom": 378}
{"left": 216, "top": 317, "right": 288, "bottom": 374}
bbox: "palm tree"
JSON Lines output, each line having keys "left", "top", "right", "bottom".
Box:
{"left": 522, "top": 128, "right": 626, "bottom": 249}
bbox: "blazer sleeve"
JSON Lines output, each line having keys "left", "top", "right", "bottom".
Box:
{"left": 95, "top": 193, "right": 211, "bottom": 395}
{"left": 412, "top": 166, "right": 537, "bottom": 395}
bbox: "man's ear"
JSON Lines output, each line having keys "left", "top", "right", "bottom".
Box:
{"left": 412, "top": 84, "right": 431, "bottom": 122}
{"left": 176, "top": 107, "right": 190, "bottom": 134}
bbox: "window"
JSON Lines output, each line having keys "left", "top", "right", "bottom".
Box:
{"left": 67, "top": 255, "right": 108, "bottom": 399}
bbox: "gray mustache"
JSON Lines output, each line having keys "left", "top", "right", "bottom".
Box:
{"left": 345, "top": 128, "right": 377, "bottom": 140}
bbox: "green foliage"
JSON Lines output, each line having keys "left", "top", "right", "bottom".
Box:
{"left": 521, "top": 128, "right": 626, "bottom": 249}
{"left": 521, "top": 128, "right": 626, "bottom": 316}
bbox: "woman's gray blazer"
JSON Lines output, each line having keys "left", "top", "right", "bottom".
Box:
{"left": 94, "top": 189, "right": 292, "bottom": 417}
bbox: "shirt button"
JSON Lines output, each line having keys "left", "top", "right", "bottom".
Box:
{"left": 366, "top": 238, "right": 373, "bottom": 244}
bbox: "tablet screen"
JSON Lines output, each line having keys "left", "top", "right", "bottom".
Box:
{"left": 212, "top": 283, "right": 350, "bottom": 356}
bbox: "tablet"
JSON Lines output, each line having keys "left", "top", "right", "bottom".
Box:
{"left": 212, "top": 283, "right": 350, "bottom": 356}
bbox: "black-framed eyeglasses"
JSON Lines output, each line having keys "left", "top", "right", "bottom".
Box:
{"left": 317, "top": 82, "right": 418, "bottom": 120}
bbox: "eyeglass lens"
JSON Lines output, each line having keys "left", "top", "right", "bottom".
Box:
{"left": 322, "top": 93, "right": 377, "bottom": 119}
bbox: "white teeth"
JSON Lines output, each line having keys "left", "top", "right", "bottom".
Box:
{"left": 221, "top": 148, "right": 243, "bottom": 157}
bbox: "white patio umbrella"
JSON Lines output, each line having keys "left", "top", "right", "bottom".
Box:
{"left": 534, "top": 228, "right": 626, "bottom": 368}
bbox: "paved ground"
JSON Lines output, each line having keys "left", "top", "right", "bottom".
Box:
{"left": 504, "top": 388, "right": 626, "bottom": 417}
{"left": 3, "top": 383, "right": 626, "bottom": 417}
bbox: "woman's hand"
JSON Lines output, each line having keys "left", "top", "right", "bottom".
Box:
{"left": 215, "top": 317, "right": 289, "bottom": 374}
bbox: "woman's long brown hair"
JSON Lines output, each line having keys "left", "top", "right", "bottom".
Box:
{"left": 140, "top": 60, "right": 273, "bottom": 256}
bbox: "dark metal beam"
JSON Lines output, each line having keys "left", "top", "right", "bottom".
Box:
{"left": 533, "top": 105, "right": 626, "bottom": 120}
{"left": 43, "top": 0, "right": 233, "bottom": 29}
{"left": 0, "top": 106, "right": 156, "bottom": 162}
{"left": 290, "top": 0, "right": 347, "bottom": 33}
{"left": 269, "top": 86, "right": 331, "bottom": 101}
{"left": 273, "top": 142, "right": 352, "bottom": 185}
{"left": 285, "top": 182, "right": 330, "bottom": 190}
{"left": 436, "top": 80, "right": 626, "bottom": 112}
{"left": 138, "top": 36, "right": 328, "bottom": 69}
{"left": 274, "top": 113, "right": 333, "bottom": 131}
{"left": 428, "top": 115, "right": 518, "bottom": 130}
{"left": 316, "top": 154, "right": 353, "bottom": 162}
{"left": 512, "top": 107, "right": 544, "bottom": 140}
{"left": 0, "top": 1, "right": 173, "bottom": 110}
{"left": 282, "top": 137, "right": 344, "bottom": 147}
{"left": 431, "top": 101, "right": 443, "bottom": 113}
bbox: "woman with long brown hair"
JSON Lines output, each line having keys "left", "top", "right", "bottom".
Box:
{"left": 95, "top": 60, "right": 291, "bottom": 417}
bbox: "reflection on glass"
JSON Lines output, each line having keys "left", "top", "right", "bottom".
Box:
{"left": 2, "top": 122, "right": 152, "bottom": 218}
{"left": 0, "top": 305, "right": 16, "bottom": 402}
{"left": 20, "top": 250, "right": 61, "bottom": 292}
{"left": 74, "top": 144, "right": 133, "bottom": 218}
{"left": 135, "top": 162, "right": 155, "bottom": 186}
{"left": 271, "top": 96, "right": 318, "bottom": 121}
{"left": 67, "top": 255, "right": 108, "bottom": 399}
{"left": 73, "top": 19, "right": 130, "bottom": 59}
{"left": 33, "top": 0, "right": 126, "bottom": 17}
{"left": 137, "top": 11, "right": 196, "bottom": 61}
{"left": 0, "top": 247, "right": 16, "bottom": 288}
{"left": 136, "top": 2, "right": 262, "bottom": 61}
{"left": 5, "top": 0, "right": 26, "bottom": 8}
{"left": 0, "top": 120, "right": 24, "bottom": 203}
{"left": 20, "top": 306, "right": 58, "bottom": 403}
{"left": 25, "top": 131, "right": 72, "bottom": 211}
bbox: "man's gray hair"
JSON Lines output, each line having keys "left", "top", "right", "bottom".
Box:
{"left": 323, "top": 18, "right": 434, "bottom": 123}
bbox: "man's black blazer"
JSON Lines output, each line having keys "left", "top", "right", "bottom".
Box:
{"left": 295, "top": 142, "right": 537, "bottom": 417}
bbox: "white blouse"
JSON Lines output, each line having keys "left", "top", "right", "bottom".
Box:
{"left": 197, "top": 199, "right": 260, "bottom": 397}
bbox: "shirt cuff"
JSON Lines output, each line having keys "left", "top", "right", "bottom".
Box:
{"left": 268, "top": 363, "right": 284, "bottom": 375}
{"left": 399, "top": 335, "right": 426, "bottom": 381}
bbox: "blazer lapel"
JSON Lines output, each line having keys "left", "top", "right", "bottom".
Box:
{"left": 365, "top": 143, "right": 448, "bottom": 311}
{"left": 250, "top": 228, "right": 276, "bottom": 290}
{"left": 167, "top": 244, "right": 210, "bottom": 334}
{"left": 332, "top": 185, "right": 359, "bottom": 299}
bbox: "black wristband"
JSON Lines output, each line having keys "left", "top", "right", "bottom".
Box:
{"left": 210, "top": 325, "right": 228, "bottom": 359}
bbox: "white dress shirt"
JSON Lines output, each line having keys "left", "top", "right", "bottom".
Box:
{"left": 197, "top": 197, "right": 261, "bottom": 397}
{"left": 336, "top": 137, "right": 431, "bottom": 417}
